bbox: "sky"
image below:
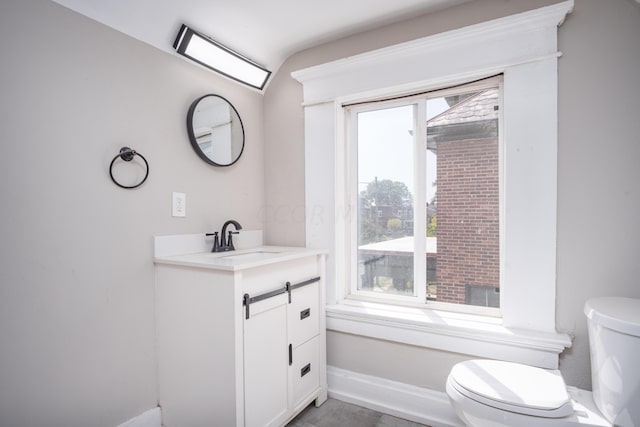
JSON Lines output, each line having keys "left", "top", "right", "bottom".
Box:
{"left": 357, "top": 98, "right": 449, "bottom": 203}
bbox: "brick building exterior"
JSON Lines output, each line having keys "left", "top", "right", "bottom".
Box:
{"left": 428, "top": 89, "right": 500, "bottom": 306}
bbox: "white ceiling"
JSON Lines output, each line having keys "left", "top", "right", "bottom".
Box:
{"left": 51, "top": 0, "right": 469, "bottom": 76}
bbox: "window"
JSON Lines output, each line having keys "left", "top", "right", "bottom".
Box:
{"left": 293, "top": 1, "right": 574, "bottom": 367}
{"left": 347, "top": 80, "right": 501, "bottom": 313}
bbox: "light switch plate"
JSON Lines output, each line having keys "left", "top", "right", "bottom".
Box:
{"left": 172, "top": 192, "right": 186, "bottom": 217}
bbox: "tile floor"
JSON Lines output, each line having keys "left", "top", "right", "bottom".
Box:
{"left": 287, "top": 398, "right": 430, "bottom": 427}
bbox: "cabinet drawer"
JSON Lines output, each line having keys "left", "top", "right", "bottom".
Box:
{"left": 242, "top": 256, "right": 319, "bottom": 297}
{"left": 288, "top": 281, "right": 319, "bottom": 347}
{"left": 292, "top": 336, "right": 320, "bottom": 406}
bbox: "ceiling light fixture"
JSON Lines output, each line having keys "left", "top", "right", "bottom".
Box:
{"left": 173, "top": 24, "right": 271, "bottom": 91}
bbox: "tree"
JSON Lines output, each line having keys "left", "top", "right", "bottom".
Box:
{"left": 359, "top": 178, "right": 412, "bottom": 244}
{"left": 427, "top": 215, "right": 437, "bottom": 237}
{"left": 387, "top": 218, "right": 402, "bottom": 233}
{"left": 427, "top": 179, "right": 437, "bottom": 237}
{"left": 361, "top": 178, "right": 412, "bottom": 208}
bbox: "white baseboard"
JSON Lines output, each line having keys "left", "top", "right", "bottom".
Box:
{"left": 117, "top": 407, "right": 161, "bottom": 427}
{"left": 115, "top": 369, "right": 459, "bottom": 427}
{"left": 327, "top": 366, "right": 464, "bottom": 427}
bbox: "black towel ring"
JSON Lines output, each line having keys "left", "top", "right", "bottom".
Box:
{"left": 109, "top": 147, "right": 149, "bottom": 189}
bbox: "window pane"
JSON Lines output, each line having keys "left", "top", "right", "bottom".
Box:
{"left": 426, "top": 88, "right": 500, "bottom": 307}
{"left": 357, "top": 105, "right": 415, "bottom": 296}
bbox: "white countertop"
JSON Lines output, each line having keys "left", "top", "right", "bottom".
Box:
{"left": 153, "top": 246, "right": 326, "bottom": 271}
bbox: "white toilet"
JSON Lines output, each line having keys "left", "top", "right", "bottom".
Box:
{"left": 446, "top": 297, "right": 640, "bottom": 427}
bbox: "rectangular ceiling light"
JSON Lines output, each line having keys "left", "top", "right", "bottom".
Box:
{"left": 173, "top": 24, "right": 271, "bottom": 90}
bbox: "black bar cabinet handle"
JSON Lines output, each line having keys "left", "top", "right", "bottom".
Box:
{"left": 301, "top": 363, "right": 311, "bottom": 377}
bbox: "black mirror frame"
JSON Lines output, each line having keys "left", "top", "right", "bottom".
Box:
{"left": 186, "top": 94, "right": 245, "bottom": 167}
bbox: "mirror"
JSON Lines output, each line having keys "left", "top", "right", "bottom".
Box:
{"left": 187, "top": 94, "right": 245, "bottom": 166}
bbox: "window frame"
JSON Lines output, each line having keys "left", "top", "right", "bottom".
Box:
{"left": 346, "top": 99, "right": 427, "bottom": 304}
{"left": 292, "top": 1, "right": 574, "bottom": 368}
{"left": 345, "top": 79, "right": 503, "bottom": 316}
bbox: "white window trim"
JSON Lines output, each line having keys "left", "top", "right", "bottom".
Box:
{"left": 292, "top": 0, "right": 574, "bottom": 368}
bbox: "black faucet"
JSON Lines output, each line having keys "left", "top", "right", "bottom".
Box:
{"left": 207, "top": 220, "right": 243, "bottom": 252}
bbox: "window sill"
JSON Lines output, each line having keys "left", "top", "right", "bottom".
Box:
{"left": 326, "top": 300, "right": 572, "bottom": 369}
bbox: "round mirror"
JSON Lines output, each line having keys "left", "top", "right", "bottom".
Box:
{"left": 187, "top": 94, "right": 245, "bottom": 166}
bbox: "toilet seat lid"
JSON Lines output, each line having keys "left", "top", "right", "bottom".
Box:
{"left": 449, "top": 360, "right": 573, "bottom": 418}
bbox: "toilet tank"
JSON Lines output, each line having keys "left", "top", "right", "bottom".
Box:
{"left": 585, "top": 297, "right": 640, "bottom": 427}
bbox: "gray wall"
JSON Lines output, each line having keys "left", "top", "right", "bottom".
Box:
{"left": 1, "top": 0, "right": 639, "bottom": 425}
{"left": 556, "top": 0, "right": 640, "bottom": 390}
{"left": 264, "top": 0, "right": 640, "bottom": 391}
{"left": 0, "top": 1, "right": 264, "bottom": 426}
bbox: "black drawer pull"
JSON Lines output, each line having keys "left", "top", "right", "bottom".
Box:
{"left": 300, "top": 308, "right": 311, "bottom": 320}
{"left": 288, "top": 344, "right": 293, "bottom": 366}
{"left": 301, "top": 363, "right": 311, "bottom": 377}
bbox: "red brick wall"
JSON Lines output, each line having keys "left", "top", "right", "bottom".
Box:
{"left": 436, "top": 137, "right": 500, "bottom": 304}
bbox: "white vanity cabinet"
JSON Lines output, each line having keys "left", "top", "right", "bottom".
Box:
{"left": 154, "top": 248, "right": 327, "bottom": 427}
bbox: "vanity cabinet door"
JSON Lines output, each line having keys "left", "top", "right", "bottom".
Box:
{"left": 243, "top": 293, "right": 289, "bottom": 427}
